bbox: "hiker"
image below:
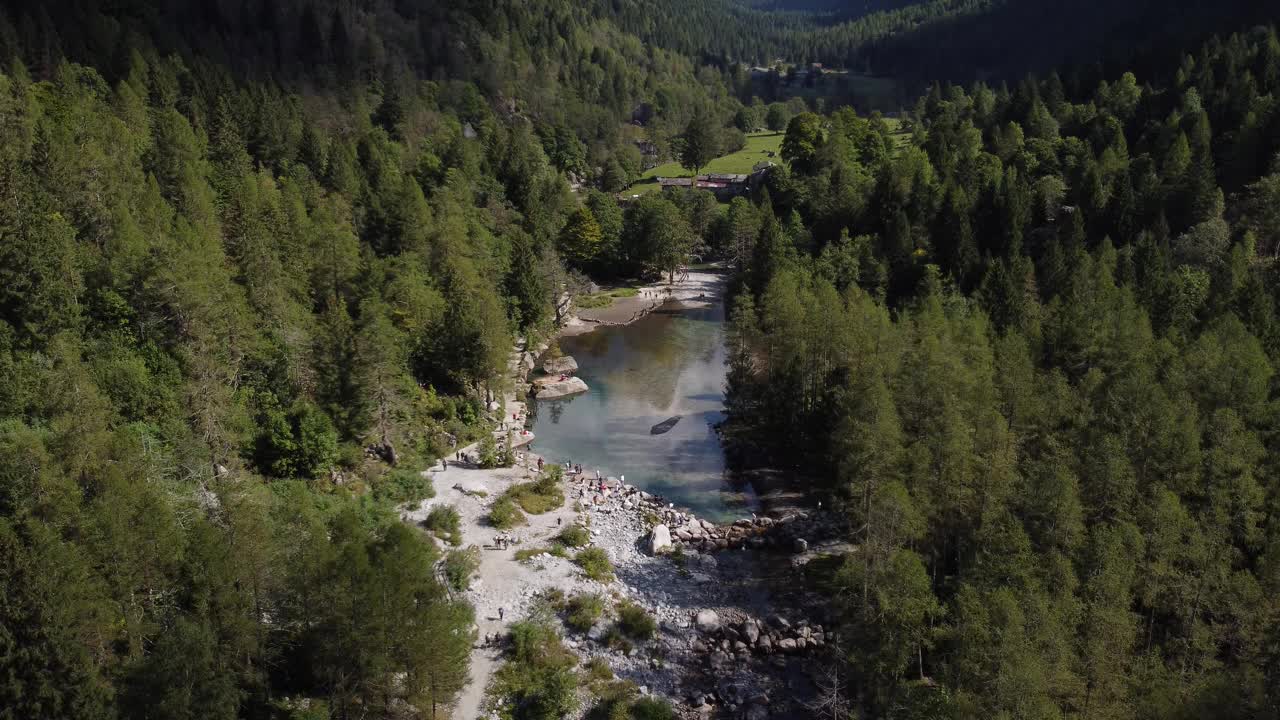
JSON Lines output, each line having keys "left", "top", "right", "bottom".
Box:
{"left": 537, "top": 457, "right": 544, "bottom": 470}
{"left": 498, "top": 607, "right": 505, "bottom": 621}
{"left": 557, "top": 517, "right": 563, "bottom": 526}
{"left": 442, "top": 458, "right": 448, "bottom": 470}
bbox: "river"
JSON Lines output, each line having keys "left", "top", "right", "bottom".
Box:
{"left": 529, "top": 295, "right": 756, "bottom": 522}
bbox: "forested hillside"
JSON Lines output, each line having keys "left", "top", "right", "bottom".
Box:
{"left": 0, "top": 0, "right": 750, "bottom": 717}
{"left": 724, "top": 23, "right": 1280, "bottom": 719}
{"left": 5, "top": 0, "right": 1280, "bottom": 719}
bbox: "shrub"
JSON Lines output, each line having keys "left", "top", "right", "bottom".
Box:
{"left": 254, "top": 400, "right": 338, "bottom": 479}
{"left": 514, "top": 546, "right": 551, "bottom": 562}
{"left": 504, "top": 475, "right": 564, "bottom": 515}
{"left": 583, "top": 658, "right": 614, "bottom": 683}
{"left": 444, "top": 547, "right": 480, "bottom": 591}
{"left": 373, "top": 467, "right": 435, "bottom": 507}
{"left": 488, "top": 496, "right": 526, "bottom": 529}
{"left": 565, "top": 593, "right": 606, "bottom": 633}
{"left": 628, "top": 697, "right": 676, "bottom": 720}
{"left": 490, "top": 619, "right": 580, "bottom": 720}
{"left": 575, "top": 547, "right": 614, "bottom": 582}
{"left": 557, "top": 524, "right": 590, "bottom": 548}
{"left": 602, "top": 625, "right": 631, "bottom": 653}
{"left": 585, "top": 680, "right": 638, "bottom": 720}
{"left": 423, "top": 505, "right": 462, "bottom": 545}
{"left": 616, "top": 602, "right": 656, "bottom": 641}
{"left": 478, "top": 431, "right": 499, "bottom": 469}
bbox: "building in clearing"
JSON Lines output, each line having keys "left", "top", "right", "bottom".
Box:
{"left": 656, "top": 167, "right": 771, "bottom": 200}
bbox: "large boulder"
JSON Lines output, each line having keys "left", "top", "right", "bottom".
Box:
{"left": 535, "top": 376, "right": 589, "bottom": 399}
{"left": 542, "top": 355, "right": 579, "bottom": 375}
{"left": 695, "top": 609, "right": 721, "bottom": 633}
{"left": 649, "top": 524, "right": 673, "bottom": 555}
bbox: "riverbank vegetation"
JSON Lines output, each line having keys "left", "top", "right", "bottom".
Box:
{"left": 723, "top": 22, "right": 1280, "bottom": 720}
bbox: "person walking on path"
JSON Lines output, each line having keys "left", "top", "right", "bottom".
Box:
{"left": 498, "top": 607, "right": 505, "bottom": 621}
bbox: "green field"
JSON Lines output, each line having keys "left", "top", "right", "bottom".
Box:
{"left": 624, "top": 132, "right": 783, "bottom": 196}
{"left": 622, "top": 121, "right": 909, "bottom": 198}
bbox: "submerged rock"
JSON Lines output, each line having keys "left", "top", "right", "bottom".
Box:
{"left": 650, "top": 415, "right": 682, "bottom": 435}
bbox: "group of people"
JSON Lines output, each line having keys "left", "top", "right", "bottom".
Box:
{"left": 491, "top": 534, "right": 512, "bottom": 550}
{"left": 479, "top": 629, "right": 503, "bottom": 648}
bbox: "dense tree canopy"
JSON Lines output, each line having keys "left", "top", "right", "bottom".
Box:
{"left": 723, "top": 22, "right": 1280, "bottom": 720}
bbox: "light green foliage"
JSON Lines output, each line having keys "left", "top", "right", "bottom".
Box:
{"left": 575, "top": 547, "right": 615, "bottom": 582}
{"left": 558, "top": 524, "right": 591, "bottom": 548}
{"left": 560, "top": 206, "right": 603, "bottom": 268}
{"left": 630, "top": 132, "right": 782, "bottom": 195}
{"left": 615, "top": 601, "right": 657, "bottom": 641}
{"left": 424, "top": 505, "right": 462, "bottom": 545}
{"left": 489, "top": 618, "right": 580, "bottom": 720}
{"left": 781, "top": 112, "right": 824, "bottom": 174}
{"left": 488, "top": 496, "right": 527, "bottom": 530}
{"left": 566, "top": 592, "right": 607, "bottom": 633}
{"left": 254, "top": 400, "right": 339, "bottom": 479}
{"left": 373, "top": 467, "right": 436, "bottom": 508}
{"left": 444, "top": 547, "right": 481, "bottom": 591}
{"left": 479, "top": 432, "right": 500, "bottom": 469}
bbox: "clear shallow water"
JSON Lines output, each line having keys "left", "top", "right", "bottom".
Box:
{"left": 529, "top": 297, "right": 755, "bottom": 521}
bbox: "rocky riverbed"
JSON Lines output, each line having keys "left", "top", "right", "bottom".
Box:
{"left": 413, "top": 266, "right": 847, "bottom": 719}
{"left": 409, "top": 442, "right": 846, "bottom": 719}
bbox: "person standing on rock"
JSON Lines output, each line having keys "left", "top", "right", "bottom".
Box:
{"left": 498, "top": 607, "right": 505, "bottom": 621}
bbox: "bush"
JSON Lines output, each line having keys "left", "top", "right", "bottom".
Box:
{"left": 585, "top": 680, "right": 638, "bottom": 720}
{"left": 372, "top": 467, "right": 435, "bottom": 507}
{"left": 565, "top": 593, "right": 606, "bottom": 633}
{"left": 254, "top": 400, "right": 338, "bottom": 479}
{"left": 616, "top": 601, "right": 656, "bottom": 641}
{"left": 583, "top": 657, "right": 614, "bottom": 683}
{"left": 488, "top": 496, "right": 526, "bottom": 529}
{"left": 628, "top": 697, "right": 676, "bottom": 720}
{"left": 490, "top": 619, "right": 580, "bottom": 720}
{"left": 504, "top": 471, "right": 564, "bottom": 515}
{"left": 424, "top": 505, "right": 462, "bottom": 545}
{"left": 444, "top": 547, "right": 480, "bottom": 591}
{"left": 557, "top": 524, "right": 590, "bottom": 548}
{"left": 575, "top": 547, "right": 614, "bottom": 582}
{"left": 602, "top": 625, "right": 631, "bottom": 653}
{"left": 478, "top": 432, "right": 499, "bottom": 469}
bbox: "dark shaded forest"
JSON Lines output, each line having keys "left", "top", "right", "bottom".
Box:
{"left": 723, "top": 21, "right": 1280, "bottom": 720}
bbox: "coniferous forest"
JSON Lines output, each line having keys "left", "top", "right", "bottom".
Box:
{"left": 2, "top": 1, "right": 1280, "bottom": 719}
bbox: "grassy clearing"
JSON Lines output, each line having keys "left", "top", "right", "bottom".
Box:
{"left": 492, "top": 469, "right": 563, "bottom": 529}
{"left": 487, "top": 496, "right": 526, "bottom": 529}
{"left": 625, "top": 132, "right": 783, "bottom": 196}
{"left": 577, "top": 285, "right": 642, "bottom": 309}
